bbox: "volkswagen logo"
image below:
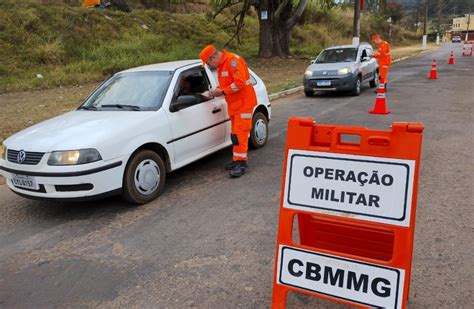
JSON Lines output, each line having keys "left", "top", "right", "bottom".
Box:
{"left": 17, "top": 150, "right": 26, "bottom": 164}
{"left": 323, "top": 71, "right": 327, "bottom": 75}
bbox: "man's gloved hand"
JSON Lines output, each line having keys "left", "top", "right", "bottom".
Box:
{"left": 209, "top": 88, "right": 224, "bottom": 97}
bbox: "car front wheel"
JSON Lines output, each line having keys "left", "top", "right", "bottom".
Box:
{"left": 351, "top": 76, "right": 362, "bottom": 96}
{"left": 370, "top": 71, "right": 379, "bottom": 88}
{"left": 122, "top": 150, "right": 166, "bottom": 204}
{"left": 249, "top": 112, "right": 268, "bottom": 149}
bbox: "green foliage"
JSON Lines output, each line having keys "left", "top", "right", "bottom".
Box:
{"left": 0, "top": 0, "right": 420, "bottom": 93}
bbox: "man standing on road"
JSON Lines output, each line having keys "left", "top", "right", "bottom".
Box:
{"left": 199, "top": 45, "right": 257, "bottom": 178}
{"left": 372, "top": 34, "right": 392, "bottom": 90}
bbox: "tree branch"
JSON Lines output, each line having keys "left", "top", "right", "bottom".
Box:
{"left": 275, "top": 0, "right": 290, "bottom": 20}
{"left": 285, "top": 0, "right": 308, "bottom": 29}
{"left": 212, "top": 0, "right": 241, "bottom": 19}
{"left": 224, "top": 0, "right": 251, "bottom": 47}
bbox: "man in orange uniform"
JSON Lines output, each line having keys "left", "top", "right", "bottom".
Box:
{"left": 372, "top": 34, "right": 391, "bottom": 90}
{"left": 200, "top": 45, "right": 257, "bottom": 178}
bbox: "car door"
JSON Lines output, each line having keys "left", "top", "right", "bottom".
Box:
{"left": 207, "top": 67, "right": 233, "bottom": 142}
{"left": 166, "top": 66, "right": 226, "bottom": 164}
{"left": 359, "top": 48, "right": 371, "bottom": 81}
{"left": 365, "top": 47, "right": 377, "bottom": 80}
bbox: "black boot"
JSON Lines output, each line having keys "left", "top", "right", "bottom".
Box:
{"left": 230, "top": 161, "right": 247, "bottom": 178}
{"left": 225, "top": 161, "right": 236, "bottom": 171}
{"left": 225, "top": 160, "right": 248, "bottom": 171}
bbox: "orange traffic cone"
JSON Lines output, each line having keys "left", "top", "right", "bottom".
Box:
{"left": 369, "top": 82, "right": 391, "bottom": 114}
{"left": 428, "top": 59, "right": 438, "bottom": 79}
{"left": 448, "top": 51, "right": 455, "bottom": 64}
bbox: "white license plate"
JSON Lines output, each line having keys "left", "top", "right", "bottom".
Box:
{"left": 317, "top": 80, "right": 331, "bottom": 86}
{"left": 12, "top": 174, "right": 39, "bottom": 190}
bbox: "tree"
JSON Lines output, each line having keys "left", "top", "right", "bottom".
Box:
{"left": 383, "top": 2, "right": 404, "bottom": 24}
{"left": 212, "top": 0, "right": 308, "bottom": 58}
{"left": 253, "top": 0, "right": 308, "bottom": 58}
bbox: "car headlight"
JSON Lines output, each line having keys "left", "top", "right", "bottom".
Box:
{"left": 304, "top": 69, "right": 313, "bottom": 77}
{"left": 0, "top": 143, "right": 5, "bottom": 160}
{"left": 47, "top": 149, "right": 102, "bottom": 166}
{"left": 338, "top": 68, "right": 351, "bottom": 75}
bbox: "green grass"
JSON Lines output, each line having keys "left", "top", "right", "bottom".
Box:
{"left": 0, "top": 0, "right": 422, "bottom": 93}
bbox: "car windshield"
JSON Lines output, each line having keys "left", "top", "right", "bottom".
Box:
{"left": 315, "top": 48, "right": 358, "bottom": 63}
{"left": 80, "top": 71, "right": 173, "bottom": 111}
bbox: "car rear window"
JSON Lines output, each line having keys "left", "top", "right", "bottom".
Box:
{"left": 316, "top": 48, "right": 358, "bottom": 63}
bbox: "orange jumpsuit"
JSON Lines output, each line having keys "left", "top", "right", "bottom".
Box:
{"left": 374, "top": 40, "right": 392, "bottom": 83}
{"left": 217, "top": 50, "right": 257, "bottom": 162}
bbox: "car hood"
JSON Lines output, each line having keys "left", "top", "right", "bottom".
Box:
{"left": 5, "top": 111, "right": 158, "bottom": 152}
{"left": 307, "top": 62, "right": 356, "bottom": 71}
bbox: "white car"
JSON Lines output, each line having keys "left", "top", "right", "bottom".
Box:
{"left": 0, "top": 60, "right": 271, "bottom": 204}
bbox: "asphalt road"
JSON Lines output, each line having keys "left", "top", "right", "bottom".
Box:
{"left": 0, "top": 43, "right": 473, "bottom": 308}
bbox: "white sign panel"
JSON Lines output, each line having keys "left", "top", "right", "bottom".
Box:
{"left": 277, "top": 245, "right": 405, "bottom": 308}
{"left": 283, "top": 149, "right": 415, "bottom": 227}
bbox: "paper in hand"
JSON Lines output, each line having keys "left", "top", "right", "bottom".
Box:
{"left": 200, "top": 90, "right": 213, "bottom": 99}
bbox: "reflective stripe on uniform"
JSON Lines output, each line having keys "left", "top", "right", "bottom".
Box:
{"left": 233, "top": 152, "right": 247, "bottom": 158}
{"left": 234, "top": 54, "right": 240, "bottom": 59}
{"left": 221, "top": 71, "right": 229, "bottom": 77}
{"left": 382, "top": 65, "right": 389, "bottom": 68}
{"left": 241, "top": 113, "right": 252, "bottom": 119}
{"left": 377, "top": 93, "right": 385, "bottom": 98}
{"left": 230, "top": 83, "right": 239, "bottom": 92}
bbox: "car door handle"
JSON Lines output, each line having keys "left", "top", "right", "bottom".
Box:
{"left": 212, "top": 108, "right": 222, "bottom": 114}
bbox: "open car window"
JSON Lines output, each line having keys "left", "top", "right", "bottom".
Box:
{"left": 172, "top": 67, "right": 213, "bottom": 110}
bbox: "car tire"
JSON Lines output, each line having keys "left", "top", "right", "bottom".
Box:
{"left": 370, "top": 71, "right": 379, "bottom": 88}
{"left": 304, "top": 89, "right": 315, "bottom": 97}
{"left": 122, "top": 150, "right": 166, "bottom": 205}
{"left": 351, "top": 76, "right": 362, "bottom": 96}
{"left": 249, "top": 112, "right": 268, "bottom": 149}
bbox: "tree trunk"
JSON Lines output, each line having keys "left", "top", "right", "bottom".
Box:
{"left": 253, "top": 0, "right": 307, "bottom": 58}
{"left": 255, "top": 0, "right": 274, "bottom": 58}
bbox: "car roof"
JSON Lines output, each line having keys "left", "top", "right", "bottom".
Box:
{"left": 121, "top": 60, "right": 201, "bottom": 73}
{"left": 325, "top": 44, "right": 371, "bottom": 50}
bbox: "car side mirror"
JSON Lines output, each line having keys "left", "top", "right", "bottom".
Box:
{"left": 310, "top": 59, "right": 316, "bottom": 64}
{"left": 172, "top": 95, "right": 198, "bottom": 111}
{"left": 361, "top": 56, "right": 370, "bottom": 62}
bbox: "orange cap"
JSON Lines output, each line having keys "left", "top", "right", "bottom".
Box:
{"left": 371, "top": 34, "right": 380, "bottom": 42}
{"left": 200, "top": 45, "right": 217, "bottom": 66}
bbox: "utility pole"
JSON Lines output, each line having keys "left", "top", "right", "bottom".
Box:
{"left": 353, "top": 0, "right": 361, "bottom": 45}
{"left": 466, "top": 13, "right": 471, "bottom": 42}
{"left": 422, "top": 0, "right": 428, "bottom": 49}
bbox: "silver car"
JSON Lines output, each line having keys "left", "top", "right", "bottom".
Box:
{"left": 303, "top": 43, "right": 379, "bottom": 96}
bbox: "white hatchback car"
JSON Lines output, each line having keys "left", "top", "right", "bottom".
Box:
{"left": 0, "top": 60, "right": 271, "bottom": 204}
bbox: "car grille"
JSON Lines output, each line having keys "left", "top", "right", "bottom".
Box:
{"left": 313, "top": 70, "right": 339, "bottom": 76}
{"left": 7, "top": 149, "right": 45, "bottom": 165}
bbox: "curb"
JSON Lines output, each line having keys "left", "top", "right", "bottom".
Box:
{"left": 269, "top": 86, "right": 304, "bottom": 101}
{"left": 392, "top": 49, "right": 431, "bottom": 64}
{"left": 268, "top": 49, "right": 432, "bottom": 101}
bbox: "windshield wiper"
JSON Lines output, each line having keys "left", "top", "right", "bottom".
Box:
{"left": 78, "top": 105, "right": 98, "bottom": 111}
{"left": 101, "top": 104, "right": 141, "bottom": 111}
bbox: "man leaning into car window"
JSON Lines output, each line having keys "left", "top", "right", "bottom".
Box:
{"left": 199, "top": 44, "right": 257, "bottom": 178}
{"left": 371, "top": 34, "right": 391, "bottom": 90}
